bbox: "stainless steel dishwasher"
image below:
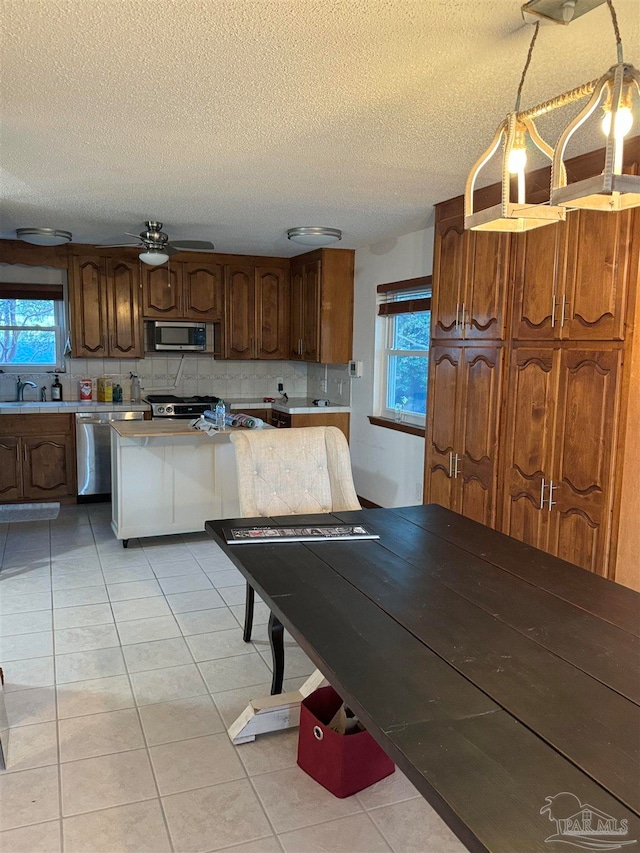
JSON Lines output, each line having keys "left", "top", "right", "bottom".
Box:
{"left": 76, "top": 411, "right": 146, "bottom": 498}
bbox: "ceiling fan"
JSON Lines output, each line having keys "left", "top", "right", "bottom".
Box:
{"left": 98, "top": 220, "right": 215, "bottom": 265}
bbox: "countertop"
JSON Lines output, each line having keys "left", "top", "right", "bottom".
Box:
{"left": 111, "top": 421, "right": 273, "bottom": 439}
{"left": 228, "top": 397, "right": 351, "bottom": 415}
{"left": 0, "top": 401, "right": 150, "bottom": 414}
{"left": 0, "top": 398, "right": 350, "bottom": 416}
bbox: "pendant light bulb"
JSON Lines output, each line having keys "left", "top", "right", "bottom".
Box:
{"left": 601, "top": 105, "right": 634, "bottom": 139}
{"left": 507, "top": 147, "right": 528, "bottom": 174}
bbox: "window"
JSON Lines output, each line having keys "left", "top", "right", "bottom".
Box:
{"left": 0, "top": 283, "right": 66, "bottom": 371}
{"left": 377, "top": 276, "right": 431, "bottom": 425}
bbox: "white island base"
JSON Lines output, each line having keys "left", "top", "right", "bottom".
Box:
{"left": 110, "top": 422, "right": 241, "bottom": 543}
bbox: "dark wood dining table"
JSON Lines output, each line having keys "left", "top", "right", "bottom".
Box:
{"left": 205, "top": 504, "right": 640, "bottom": 853}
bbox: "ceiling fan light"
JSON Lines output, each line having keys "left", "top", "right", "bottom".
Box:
{"left": 16, "top": 227, "right": 72, "bottom": 246}
{"left": 287, "top": 227, "right": 342, "bottom": 247}
{"left": 139, "top": 249, "right": 170, "bottom": 266}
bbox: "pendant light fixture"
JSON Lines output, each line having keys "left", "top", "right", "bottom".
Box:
{"left": 551, "top": 2, "right": 640, "bottom": 211}
{"left": 465, "top": 24, "right": 567, "bottom": 232}
{"left": 465, "top": 0, "right": 640, "bottom": 232}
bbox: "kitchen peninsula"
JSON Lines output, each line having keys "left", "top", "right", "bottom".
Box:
{"left": 110, "top": 420, "right": 249, "bottom": 544}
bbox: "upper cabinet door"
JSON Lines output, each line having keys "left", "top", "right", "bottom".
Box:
{"left": 456, "top": 346, "right": 504, "bottom": 527}
{"left": 255, "top": 267, "right": 289, "bottom": 360}
{"left": 463, "top": 232, "right": 509, "bottom": 341}
{"left": 500, "top": 347, "right": 559, "bottom": 553}
{"left": 550, "top": 348, "right": 621, "bottom": 575}
{"left": 511, "top": 223, "right": 569, "bottom": 341}
{"left": 562, "top": 209, "right": 634, "bottom": 342}
{"left": 290, "top": 263, "right": 304, "bottom": 360}
{"left": 70, "top": 256, "right": 109, "bottom": 357}
{"left": 431, "top": 220, "right": 466, "bottom": 340}
{"left": 224, "top": 264, "right": 255, "bottom": 359}
{"left": 182, "top": 263, "right": 224, "bottom": 321}
{"left": 142, "top": 265, "right": 183, "bottom": 318}
{"left": 301, "top": 260, "right": 321, "bottom": 362}
{"left": 106, "top": 258, "right": 143, "bottom": 358}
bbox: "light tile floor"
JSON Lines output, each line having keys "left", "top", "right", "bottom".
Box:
{"left": 0, "top": 504, "right": 466, "bottom": 853}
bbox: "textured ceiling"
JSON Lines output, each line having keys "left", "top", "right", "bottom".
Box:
{"left": 0, "top": 0, "right": 638, "bottom": 256}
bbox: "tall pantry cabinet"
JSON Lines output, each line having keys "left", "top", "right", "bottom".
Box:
{"left": 424, "top": 140, "right": 640, "bottom": 589}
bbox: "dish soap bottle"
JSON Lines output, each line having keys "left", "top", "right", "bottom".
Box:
{"left": 215, "top": 399, "right": 226, "bottom": 429}
{"left": 51, "top": 375, "right": 63, "bottom": 401}
{"left": 130, "top": 373, "right": 141, "bottom": 403}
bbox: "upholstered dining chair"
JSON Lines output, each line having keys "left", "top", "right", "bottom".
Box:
{"left": 230, "top": 426, "right": 361, "bottom": 645}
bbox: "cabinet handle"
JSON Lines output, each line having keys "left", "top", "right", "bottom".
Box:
{"left": 551, "top": 297, "right": 556, "bottom": 328}
{"left": 448, "top": 451, "right": 453, "bottom": 478}
{"left": 455, "top": 302, "right": 460, "bottom": 330}
{"left": 561, "top": 296, "right": 570, "bottom": 326}
{"left": 23, "top": 444, "right": 28, "bottom": 462}
{"left": 460, "top": 303, "right": 466, "bottom": 331}
{"left": 548, "top": 481, "right": 557, "bottom": 512}
{"left": 540, "top": 477, "right": 547, "bottom": 510}
{"left": 453, "top": 453, "right": 461, "bottom": 479}
{"left": 16, "top": 444, "right": 20, "bottom": 464}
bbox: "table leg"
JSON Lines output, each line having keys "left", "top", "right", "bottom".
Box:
{"left": 243, "top": 583, "right": 255, "bottom": 642}
{"left": 269, "top": 612, "right": 284, "bottom": 695}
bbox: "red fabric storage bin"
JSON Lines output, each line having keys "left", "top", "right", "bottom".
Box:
{"left": 297, "top": 685, "right": 395, "bottom": 798}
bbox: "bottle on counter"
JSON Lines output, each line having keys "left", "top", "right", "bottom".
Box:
{"left": 51, "top": 375, "right": 63, "bottom": 401}
{"left": 113, "top": 384, "right": 123, "bottom": 404}
{"left": 215, "top": 399, "right": 226, "bottom": 429}
{"left": 130, "top": 374, "right": 141, "bottom": 403}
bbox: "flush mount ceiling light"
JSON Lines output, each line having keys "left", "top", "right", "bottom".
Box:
{"left": 16, "top": 227, "right": 73, "bottom": 246}
{"left": 287, "top": 227, "right": 342, "bottom": 247}
{"left": 465, "top": 0, "right": 640, "bottom": 231}
{"left": 138, "top": 249, "right": 170, "bottom": 266}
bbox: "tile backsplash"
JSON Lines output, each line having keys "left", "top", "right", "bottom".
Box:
{"left": 307, "top": 363, "right": 351, "bottom": 406}
{"left": 2, "top": 355, "right": 309, "bottom": 403}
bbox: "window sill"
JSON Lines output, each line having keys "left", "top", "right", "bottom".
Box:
{"left": 368, "top": 415, "right": 425, "bottom": 438}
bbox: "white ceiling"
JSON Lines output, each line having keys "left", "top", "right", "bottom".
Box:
{"left": 1, "top": 0, "right": 638, "bottom": 257}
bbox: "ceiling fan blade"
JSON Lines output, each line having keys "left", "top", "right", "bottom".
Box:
{"left": 96, "top": 242, "right": 140, "bottom": 248}
{"left": 124, "top": 232, "right": 144, "bottom": 240}
{"left": 166, "top": 246, "right": 179, "bottom": 256}
{"left": 168, "top": 240, "right": 215, "bottom": 251}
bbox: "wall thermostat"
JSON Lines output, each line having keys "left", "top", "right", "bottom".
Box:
{"left": 348, "top": 360, "right": 363, "bottom": 378}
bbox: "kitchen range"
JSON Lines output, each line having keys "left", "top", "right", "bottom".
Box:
{"left": 146, "top": 394, "right": 221, "bottom": 419}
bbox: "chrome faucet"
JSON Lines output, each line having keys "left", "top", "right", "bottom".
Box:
{"left": 16, "top": 376, "right": 38, "bottom": 401}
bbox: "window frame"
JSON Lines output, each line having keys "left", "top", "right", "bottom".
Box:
{"left": 376, "top": 276, "right": 432, "bottom": 428}
{"left": 0, "top": 284, "right": 67, "bottom": 373}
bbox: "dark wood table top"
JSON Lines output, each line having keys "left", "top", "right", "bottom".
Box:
{"left": 206, "top": 504, "right": 640, "bottom": 853}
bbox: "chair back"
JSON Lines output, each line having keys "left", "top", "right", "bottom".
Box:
{"left": 230, "top": 426, "right": 361, "bottom": 518}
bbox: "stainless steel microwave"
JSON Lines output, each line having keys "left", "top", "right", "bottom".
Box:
{"left": 146, "top": 321, "right": 212, "bottom": 352}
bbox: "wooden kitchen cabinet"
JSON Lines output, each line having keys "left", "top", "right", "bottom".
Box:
{"left": 270, "top": 409, "right": 350, "bottom": 441}
{"left": 70, "top": 255, "right": 143, "bottom": 358}
{"left": 424, "top": 345, "right": 503, "bottom": 527}
{"left": 431, "top": 219, "right": 509, "bottom": 342}
{"left": 0, "top": 415, "right": 75, "bottom": 502}
{"left": 142, "top": 262, "right": 224, "bottom": 321}
{"left": 224, "top": 264, "right": 289, "bottom": 359}
{"left": 501, "top": 346, "right": 620, "bottom": 574}
{"left": 426, "top": 138, "right": 640, "bottom": 587}
{"left": 511, "top": 208, "right": 633, "bottom": 342}
{"left": 290, "top": 248, "right": 354, "bottom": 363}
{"left": 141, "top": 264, "right": 183, "bottom": 318}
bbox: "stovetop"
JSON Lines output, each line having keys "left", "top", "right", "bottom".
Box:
{"left": 147, "top": 394, "right": 221, "bottom": 418}
{"left": 146, "top": 395, "right": 220, "bottom": 404}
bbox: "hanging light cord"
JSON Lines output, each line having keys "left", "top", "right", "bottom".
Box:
{"left": 514, "top": 22, "right": 540, "bottom": 113}
{"left": 606, "top": 0, "right": 623, "bottom": 63}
